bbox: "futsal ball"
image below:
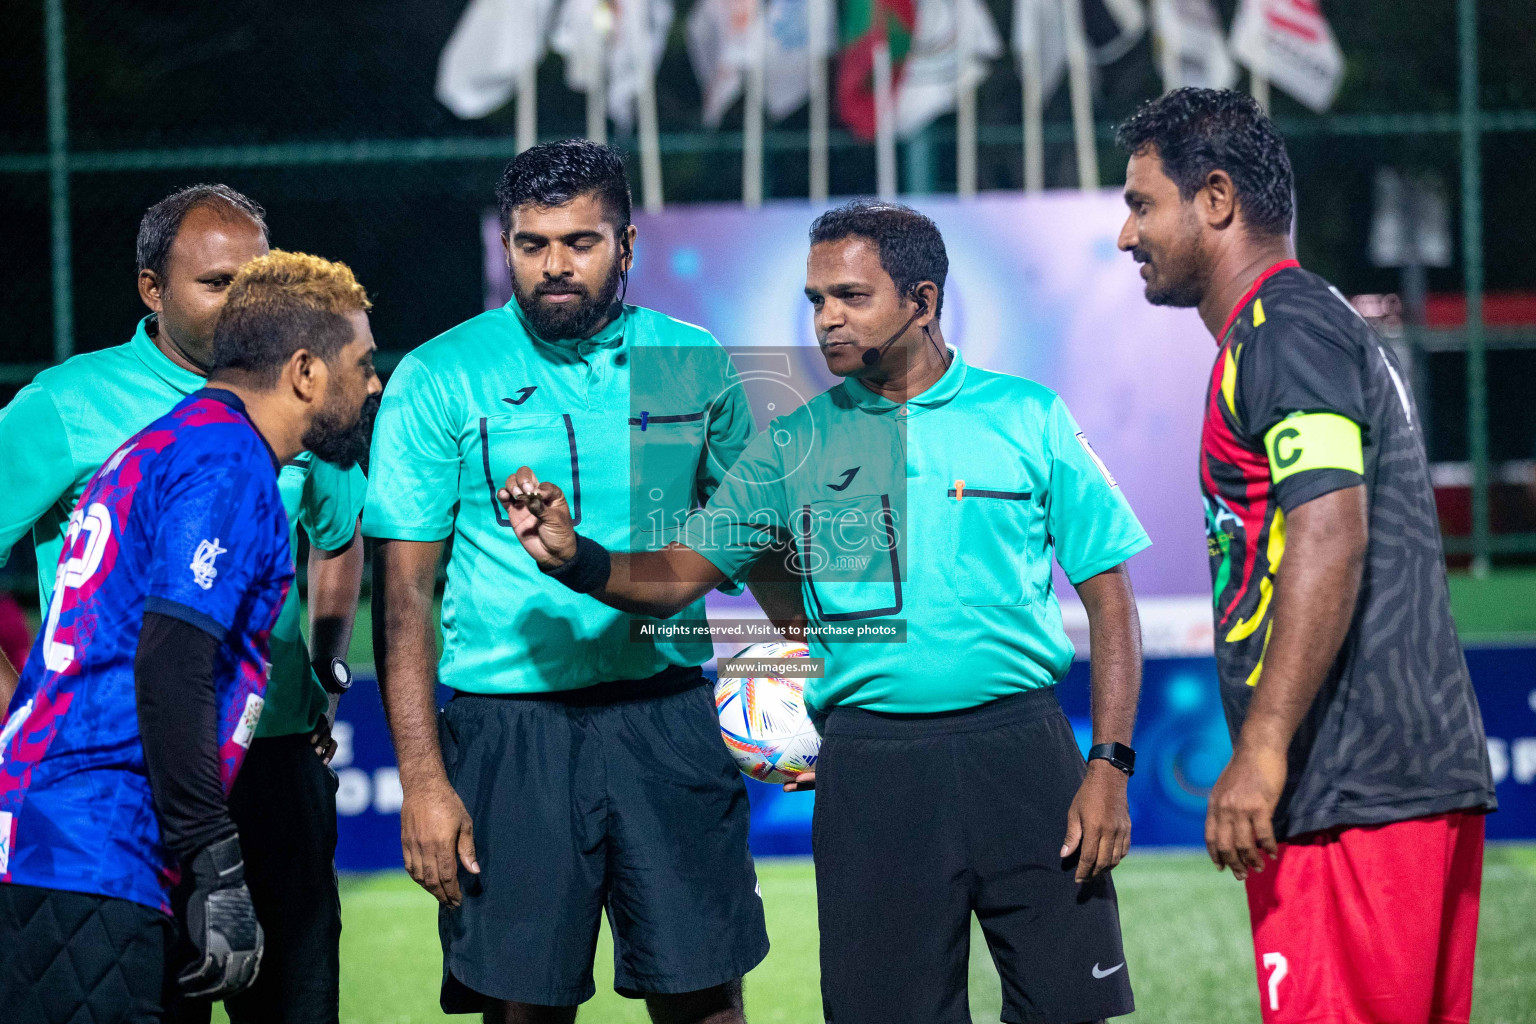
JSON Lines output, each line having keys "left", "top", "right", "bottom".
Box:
{"left": 715, "top": 641, "right": 821, "bottom": 784}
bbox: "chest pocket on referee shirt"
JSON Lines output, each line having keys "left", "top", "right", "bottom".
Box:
{"left": 950, "top": 486, "right": 1045, "bottom": 607}
{"left": 479, "top": 413, "right": 583, "bottom": 527}
{"left": 630, "top": 410, "right": 706, "bottom": 540}
{"left": 794, "top": 493, "right": 903, "bottom": 621}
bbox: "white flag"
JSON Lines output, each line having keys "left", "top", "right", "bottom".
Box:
{"left": 552, "top": 0, "right": 673, "bottom": 129}
{"left": 1154, "top": 0, "right": 1236, "bottom": 90}
{"left": 763, "top": 0, "right": 838, "bottom": 119}
{"left": 686, "top": 0, "right": 837, "bottom": 127}
{"left": 1088, "top": 0, "right": 1147, "bottom": 65}
{"left": 1012, "top": 0, "right": 1068, "bottom": 102}
{"left": 686, "top": 0, "right": 756, "bottom": 126}
{"left": 436, "top": 0, "right": 557, "bottom": 119}
{"left": 896, "top": 0, "right": 1003, "bottom": 138}
{"left": 1229, "top": 0, "right": 1343, "bottom": 112}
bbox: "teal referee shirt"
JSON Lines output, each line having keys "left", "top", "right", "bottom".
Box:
{"left": 684, "top": 346, "right": 1150, "bottom": 714}
{"left": 363, "top": 300, "right": 755, "bottom": 694}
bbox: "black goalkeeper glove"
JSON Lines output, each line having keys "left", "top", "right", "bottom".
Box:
{"left": 177, "top": 834, "right": 264, "bottom": 998}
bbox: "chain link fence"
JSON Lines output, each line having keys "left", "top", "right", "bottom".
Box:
{"left": 2, "top": 0, "right": 1534, "bottom": 589}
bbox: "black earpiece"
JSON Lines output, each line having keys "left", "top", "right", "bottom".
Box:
{"left": 861, "top": 292, "right": 932, "bottom": 367}
{"left": 613, "top": 225, "right": 634, "bottom": 316}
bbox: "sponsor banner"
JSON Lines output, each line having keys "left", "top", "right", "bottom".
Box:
{"left": 334, "top": 648, "right": 1536, "bottom": 869}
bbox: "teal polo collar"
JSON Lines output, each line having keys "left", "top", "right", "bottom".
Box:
{"left": 131, "top": 315, "right": 204, "bottom": 395}
{"left": 839, "top": 345, "right": 967, "bottom": 417}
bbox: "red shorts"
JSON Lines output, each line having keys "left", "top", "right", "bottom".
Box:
{"left": 1244, "top": 810, "right": 1485, "bottom": 1024}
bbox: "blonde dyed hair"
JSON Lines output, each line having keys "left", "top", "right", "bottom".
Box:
{"left": 211, "top": 250, "right": 372, "bottom": 385}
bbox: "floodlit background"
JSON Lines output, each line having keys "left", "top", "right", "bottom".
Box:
{"left": 2, "top": 1, "right": 1534, "bottom": 1021}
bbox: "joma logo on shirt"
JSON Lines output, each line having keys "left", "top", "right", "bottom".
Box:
{"left": 189, "top": 538, "right": 227, "bottom": 590}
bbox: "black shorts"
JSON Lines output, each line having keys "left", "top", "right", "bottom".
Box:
{"left": 226, "top": 732, "right": 342, "bottom": 1024}
{"left": 814, "top": 687, "right": 1135, "bottom": 1024}
{"left": 0, "top": 881, "right": 173, "bottom": 1024}
{"left": 436, "top": 666, "right": 769, "bottom": 1011}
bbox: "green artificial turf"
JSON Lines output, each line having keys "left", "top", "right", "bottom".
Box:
{"left": 213, "top": 846, "right": 1536, "bottom": 1024}
{"left": 1446, "top": 568, "right": 1536, "bottom": 640}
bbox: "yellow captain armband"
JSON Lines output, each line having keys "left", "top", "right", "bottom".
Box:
{"left": 1263, "top": 412, "right": 1364, "bottom": 483}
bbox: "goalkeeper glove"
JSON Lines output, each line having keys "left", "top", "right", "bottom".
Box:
{"left": 177, "top": 834, "right": 264, "bottom": 998}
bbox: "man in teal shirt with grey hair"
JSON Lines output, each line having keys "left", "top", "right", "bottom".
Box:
{"left": 0, "top": 185, "right": 366, "bottom": 1024}
{"left": 502, "top": 200, "right": 1150, "bottom": 1024}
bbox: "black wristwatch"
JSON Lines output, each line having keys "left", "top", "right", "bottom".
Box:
{"left": 1087, "top": 742, "right": 1136, "bottom": 776}
{"left": 318, "top": 657, "right": 353, "bottom": 696}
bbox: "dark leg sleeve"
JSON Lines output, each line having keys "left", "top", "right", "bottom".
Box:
{"left": 224, "top": 735, "right": 343, "bottom": 1024}
{"left": 135, "top": 610, "right": 237, "bottom": 862}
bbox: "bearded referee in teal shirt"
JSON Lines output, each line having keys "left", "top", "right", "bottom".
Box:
{"left": 0, "top": 186, "right": 366, "bottom": 1024}
{"left": 365, "top": 142, "right": 773, "bottom": 1023}
{"left": 502, "top": 201, "right": 1149, "bottom": 1024}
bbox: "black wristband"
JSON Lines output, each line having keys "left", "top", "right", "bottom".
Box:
{"left": 316, "top": 657, "right": 352, "bottom": 696}
{"left": 1087, "top": 742, "right": 1136, "bottom": 776}
{"left": 543, "top": 534, "right": 611, "bottom": 594}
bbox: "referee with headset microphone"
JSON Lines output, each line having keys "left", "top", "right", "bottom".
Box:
{"left": 498, "top": 199, "right": 1151, "bottom": 1024}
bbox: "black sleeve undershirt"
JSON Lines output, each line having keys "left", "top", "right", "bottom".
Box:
{"left": 135, "top": 611, "right": 237, "bottom": 862}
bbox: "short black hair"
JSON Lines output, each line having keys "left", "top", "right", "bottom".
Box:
{"left": 495, "top": 139, "right": 633, "bottom": 234}
{"left": 136, "top": 184, "right": 267, "bottom": 279}
{"left": 809, "top": 200, "right": 949, "bottom": 316}
{"left": 1114, "top": 88, "right": 1294, "bottom": 237}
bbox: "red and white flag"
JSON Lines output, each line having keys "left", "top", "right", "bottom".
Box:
{"left": 1229, "top": 0, "right": 1342, "bottom": 112}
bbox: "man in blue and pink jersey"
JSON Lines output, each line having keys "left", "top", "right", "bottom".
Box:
{"left": 0, "top": 250, "right": 380, "bottom": 1024}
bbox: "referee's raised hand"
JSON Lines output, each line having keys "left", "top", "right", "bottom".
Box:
{"left": 499, "top": 467, "right": 578, "bottom": 570}
{"left": 401, "top": 778, "right": 480, "bottom": 908}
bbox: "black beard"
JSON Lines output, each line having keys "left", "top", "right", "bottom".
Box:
{"left": 1137, "top": 215, "right": 1209, "bottom": 308}
{"left": 303, "top": 391, "right": 379, "bottom": 471}
{"left": 1144, "top": 265, "right": 1208, "bottom": 308}
{"left": 513, "top": 259, "right": 623, "bottom": 340}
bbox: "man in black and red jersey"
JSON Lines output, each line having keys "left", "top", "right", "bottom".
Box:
{"left": 1113, "top": 88, "right": 1497, "bottom": 1024}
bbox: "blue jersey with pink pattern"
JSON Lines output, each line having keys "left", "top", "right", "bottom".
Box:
{"left": 0, "top": 389, "right": 292, "bottom": 912}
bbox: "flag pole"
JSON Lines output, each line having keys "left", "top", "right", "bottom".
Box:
{"left": 808, "top": 0, "right": 830, "bottom": 201}
{"left": 1061, "top": 0, "right": 1099, "bottom": 190}
{"left": 744, "top": 0, "right": 767, "bottom": 207}
{"left": 1020, "top": 2, "right": 1044, "bottom": 192}
{"left": 1155, "top": 0, "right": 1181, "bottom": 92}
{"left": 956, "top": 0, "right": 978, "bottom": 197}
{"left": 1250, "top": 0, "right": 1270, "bottom": 111}
{"left": 633, "top": 1, "right": 664, "bottom": 211}
{"left": 874, "top": 39, "right": 897, "bottom": 198}
{"left": 517, "top": 58, "right": 539, "bottom": 153}
{"left": 586, "top": 8, "right": 608, "bottom": 144}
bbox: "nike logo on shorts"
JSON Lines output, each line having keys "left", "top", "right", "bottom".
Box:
{"left": 1092, "top": 961, "right": 1124, "bottom": 979}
